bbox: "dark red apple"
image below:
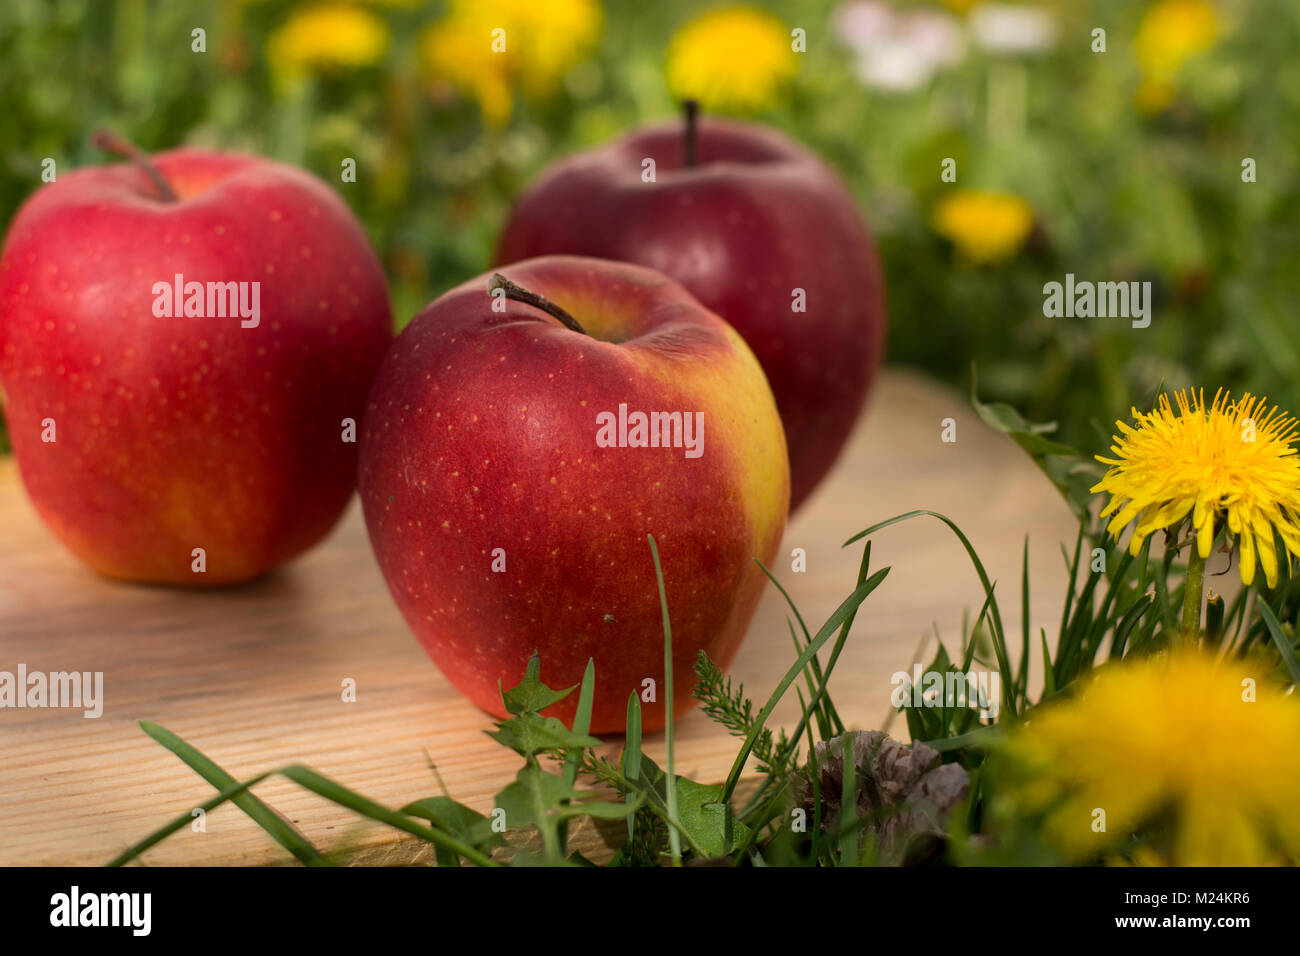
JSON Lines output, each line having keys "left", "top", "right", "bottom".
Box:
{"left": 358, "top": 255, "right": 789, "bottom": 733}
{"left": 496, "top": 114, "right": 886, "bottom": 511}
{"left": 0, "top": 138, "right": 392, "bottom": 584}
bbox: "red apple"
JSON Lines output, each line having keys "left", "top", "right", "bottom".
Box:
{"left": 496, "top": 114, "right": 887, "bottom": 511}
{"left": 358, "top": 255, "right": 789, "bottom": 733}
{"left": 0, "top": 138, "right": 392, "bottom": 585}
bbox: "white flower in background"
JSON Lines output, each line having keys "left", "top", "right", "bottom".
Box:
{"left": 834, "top": 0, "right": 965, "bottom": 92}
{"left": 969, "top": 3, "right": 1058, "bottom": 56}
{"left": 835, "top": 0, "right": 894, "bottom": 47}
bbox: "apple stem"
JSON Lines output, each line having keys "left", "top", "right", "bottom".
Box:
{"left": 91, "top": 129, "right": 179, "bottom": 203}
{"left": 683, "top": 99, "right": 699, "bottom": 168}
{"left": 487, "top": 273, "right": 588, "bottom": 336}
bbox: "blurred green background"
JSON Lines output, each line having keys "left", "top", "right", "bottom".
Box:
{"left": 1, "top": 0, "right": 1297, "bottom": 457}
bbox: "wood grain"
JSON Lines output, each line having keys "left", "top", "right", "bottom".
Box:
{"left": 0, "top": 369, "right": 1077, "bottom": 865}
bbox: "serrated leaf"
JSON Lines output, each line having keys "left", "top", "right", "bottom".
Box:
{"left": 486, "top": 713, "right": 601, "bottom": 757}
{"left": 499, "top": 651, "right": 577, "bottom": 716}
{"left": 493, "top": 762, "right": 584, "bottom": 834}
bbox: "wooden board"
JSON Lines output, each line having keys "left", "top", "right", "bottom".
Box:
{"left": 0, "top": 369, "right": 1077, "bottom": 865}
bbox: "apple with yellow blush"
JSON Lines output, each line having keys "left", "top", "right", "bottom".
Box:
{"left": 358, "top": 255, "right": 789, "bottom": 732}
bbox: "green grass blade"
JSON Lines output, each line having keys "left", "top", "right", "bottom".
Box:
{"left": 139, "top": 721, "right": 328, "bottom": 866}
{"left": 768, "top": 541, "right": 874, "bottom": 770}
{"left": 846, "top": 511, "right": 1016, "bottom": 718}
{"left": 1256, "top": 599, "right": 1300, "bottom": 684}
{"left": 1152, "top": 548, "right": 1179, "bottom": 631}
{"left": 759, "top": 564, "right": 845, "bottom": 735}
{"left": 788, "top": 619, "right": 829, "bottom": 739}
{"left": 1057, "top": 519, "right": 1085, "bottom": 653}
{"left": 1019, "top": 535, "right": 1031, "bottom": 709}
{"left": 921, "top": 725, "right": 1001, "bottom": 753}
{"left": 839, "top": 733, "right": 858, "bottom": 866}
{"left": 278, "top": 765, "right": 498, "bottom": 867}
{"left": 647, "top": 534, "right": 681, "bottom": 865}
{"left": 623, "top": 692, "right": 642, "bottom": 840}
{"left": 558, "top": 657, "right": 596, "bottom": 856}
{"left": 1109, "top": 593, "right": 1155, "bottom": 660}
{"left": 107, "top": 770, "right": 274, "bottom": 867}
{"left": 564, "top": 658, "right": 596, "bottom": 788}
{"left": 1039, "top": 628, "right": 1056, "bottom": 698}
{"left": 962, "top": 585, "right": 998, "bottom": 674}
{"left": 721, "top": 566, "right": 890, "bottom": 804}
{"left": 802, "top": 689, "right": 822, "bottom": 865}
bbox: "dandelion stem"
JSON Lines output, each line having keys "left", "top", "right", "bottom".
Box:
{"left": 1180, "top": 547, "right": 1206, "bottom": 643}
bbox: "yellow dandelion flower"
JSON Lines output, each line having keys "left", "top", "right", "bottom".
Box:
{"left": 665, "top": 7, "right": 798, "bottom": 113}
{"left": 267, "top": 4, "right": 389, "bottom": 73}
{"left": 418, "top": 0, "right": 602, "bottom": 127}
{"left": 995, "top": 650, "right": 1300, "bottom": 866}
{"left": 1092, "top": 389, "right": 1300, "bottom": 588}
{"left": 931, "top": 189, "right": 1034, "bottom": 265}
{"left": 419, "top": 16, "right": 514, "bottom": 127}
{"left": 496, "top": 0, "right": 603, "bottom": 92}
{"left": 1135, "top": 0, "right": 1217, "bottom": 77}
{"left": 1134, "top": 74, "right": 1177, "bottom": 115}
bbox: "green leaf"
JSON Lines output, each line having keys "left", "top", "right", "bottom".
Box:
{"left": 499, "top": 651, "right": 577, "bottom": 716}
{"left": 974, "top": 399, "right": 1078, "bottom": 457}
{"left": 616, "top": 753, "right": 713, "bottom": 859}
{"left": 553, "top": 796, "right": 643, "bottom": 821}
{"left": 486, "top": 713, "right": 601, "bottom": 757}
{"left": 494, "top": 762, "right": 582, "bottom": 835}
{"left": 970, "top": 367, "right": 1099, "bottom": 515}
{"left": 402, "top": 797, "right": 502, "bottom": 852}
{"left": 673, "top": 779, "right": 732, "bottom": 859}
{"left": 138, "top": 721, "right": 328, "bottom": 866}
